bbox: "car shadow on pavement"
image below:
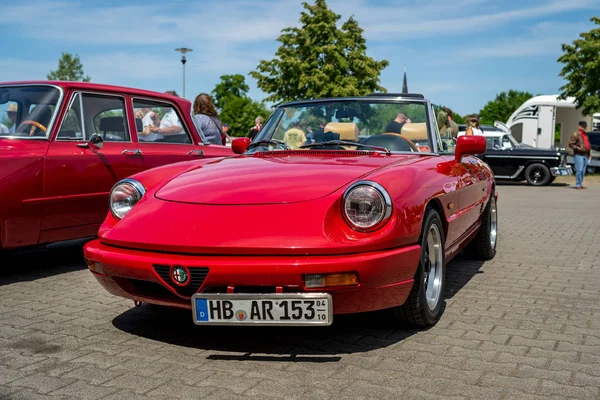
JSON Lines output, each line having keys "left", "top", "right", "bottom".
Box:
{"left": 0, "top": 238, "right": 90, "bottom": 285}
{"left": 111, "top": 254, "right": 486, "bottom": 359}
{"left": 445, "top": 254, "right": 485, "bottom": 299}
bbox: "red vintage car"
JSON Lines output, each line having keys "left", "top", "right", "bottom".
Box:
{"left": 0, "top": 81, "right": 233, "bottom": 251}
{"left": 84, "top": 93, "right": 498, "bottom": 328}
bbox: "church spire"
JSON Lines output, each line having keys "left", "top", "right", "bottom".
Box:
{"left": 402, "top": 67, "right": 408, "bottom": 93}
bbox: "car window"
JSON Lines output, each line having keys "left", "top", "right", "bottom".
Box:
{"left": 132, "top": 99, "right": 191, "bottom": 144}
{"left": 57, "top": 93, "right": 129, "bottom": 142}
{"left": 486, "top": 137, "right": 501, "bottom": 150}
{"left": 57, "top": 93, "right": 84, "bottom": 140}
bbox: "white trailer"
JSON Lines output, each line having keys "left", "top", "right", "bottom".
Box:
{"left": 505, "top": 95, "right": 594, "bottom": 150}
{"left": 504, "top": 95, "right": 600, "bottom": 171}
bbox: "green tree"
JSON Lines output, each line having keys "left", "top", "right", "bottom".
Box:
{"left": 557, "top": 17, "right": 600, "bottom": 116}
{"left": 220, "top": 97, "right": 271, "bottom": 137}
{"left": 250, "top": 0, "right": 389, "bottom": 105}
{"left": 479, "top": 90, "right": 534, "bottom": 125}
{"left": 47, "top": 52, "right": 91, "bottom": 82}
{"left": 212, "top": 74, "right": 250, "bottom": 110}
{"left": 210, "top": 75, "right": 271, "bottom": 136}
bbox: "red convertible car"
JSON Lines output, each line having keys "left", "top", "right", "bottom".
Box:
{"left": 0, "top": 81, "right": 233, "bottom": 251}
{"left": 84, "top": 93, "right": 498, "bottom": 328}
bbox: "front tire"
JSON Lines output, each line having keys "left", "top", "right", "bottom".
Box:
{"left": 466, "top": 192, "right": 498, "bottom": 260}
{"left": 524, "top": 163, "right": 551, "bottom": 186}
{"left": 393, "top": 208, "right": 446, "bottom": 328}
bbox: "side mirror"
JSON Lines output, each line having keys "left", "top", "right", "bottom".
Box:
{"left": 89, "top": 133, "right": 104, "bottom": 149}
{"left": 232, "top": 137, "right": 251, "bottom": 154}
{"left": 455, "top": 135, "right": 486, "bottom": 162}
{"left": 76, "top": 133, "right": 104, "bottom": 149}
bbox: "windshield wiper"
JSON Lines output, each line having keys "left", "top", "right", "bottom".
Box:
{"left": 300, "top": 140, "right": 391, "bottom": 155}
{"left": 246, "top": 139, "right": 290, "bottom": 151}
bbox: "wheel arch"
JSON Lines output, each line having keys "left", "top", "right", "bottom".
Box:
{"left": 424, "top": 197, "right": 448, "bottom": 242}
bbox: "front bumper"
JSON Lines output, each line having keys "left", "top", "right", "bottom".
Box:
{"left": 83, "top": 240, "right": 421, "bottom": 315}
{"left": 551, "top": 165, "right": 573, "bottom": 176}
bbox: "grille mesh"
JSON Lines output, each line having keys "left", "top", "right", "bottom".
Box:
{"left": 153, "top": 265, "right": 209, "bottom": 297}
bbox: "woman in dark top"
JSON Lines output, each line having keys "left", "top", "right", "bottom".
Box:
{"left": 192, "top": 93, "right": 223, "bottom": 145}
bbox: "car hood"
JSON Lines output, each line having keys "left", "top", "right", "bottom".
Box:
{"left": 154, "top": 151, "right": 417, "bottom": 205}
{"left": 510, "top": 146, "right": 564, "bottom": 156}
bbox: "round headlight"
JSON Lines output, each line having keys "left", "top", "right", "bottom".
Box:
{"left": 109, "top": 179, "right": 146, "bottom": 220}
{"left": 342, "top": 181, "right": 392, "bottom": 231}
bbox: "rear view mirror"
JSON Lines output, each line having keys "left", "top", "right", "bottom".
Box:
{"left": 0, "top": 89, "right": 9, "bottom": 105}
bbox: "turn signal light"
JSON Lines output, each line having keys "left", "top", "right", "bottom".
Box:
{"left": 304, "top": 272, "right": 359, "bottom": 288}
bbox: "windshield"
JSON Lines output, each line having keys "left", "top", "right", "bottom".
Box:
{"left": 248, "top": 100, "right": 433, "bottom": 154}
{"left": 0, "top": 85, "right": 62, "bottom": 139}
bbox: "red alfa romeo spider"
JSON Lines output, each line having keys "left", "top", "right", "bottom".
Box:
{"left": 84, "top": 93, "right": 498, "bottom": 328}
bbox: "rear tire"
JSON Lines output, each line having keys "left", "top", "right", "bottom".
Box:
{"left": 465, "top": 192, "right": 498, "bottom": 260}
{"left": 524, "top": 163, "right": 551, "bottom": 186}
{"left": 392, "top": 208, "right": 446, "bottom": 328}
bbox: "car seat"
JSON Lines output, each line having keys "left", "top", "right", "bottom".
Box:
{"left": 98, "top": 116, "right": 126, "bottom": 141}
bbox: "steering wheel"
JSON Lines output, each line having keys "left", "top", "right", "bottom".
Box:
{"left": 18, "top": 120, "right": 47, "bottom": 136}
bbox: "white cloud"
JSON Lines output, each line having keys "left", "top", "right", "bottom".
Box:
{"left": 426, "top": 20, "right": 589, "bottom": 65}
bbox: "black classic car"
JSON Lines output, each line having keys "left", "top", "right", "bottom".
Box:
{"left": 477, "top": 132, "right": 572, "bottom": 185}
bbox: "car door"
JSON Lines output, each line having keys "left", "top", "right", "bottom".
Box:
{"left": 455, "top": 154, "right": 485, "bottom": 232}
{"left": 479, "top": 136, "right": 517, "bottom": 178}
{"left": 42, "top": 91, "right": 145, "bottom": 235}
{"left": 132, "top": 98, "right": 208, "bottom": 169}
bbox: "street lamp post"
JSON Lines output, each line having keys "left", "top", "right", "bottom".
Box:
{"left": 175, "top": 47, "right": 193, "bottom": 98}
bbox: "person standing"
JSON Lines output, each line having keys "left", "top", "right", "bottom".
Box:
{"left": 443, "top": 107, "right": 459, "bottom": 138}
{"left": 569, "top": 121, "right": 591, "bottom": 190}
{"left": 459, "top": 114, "right": 483, "bottom": 137}
{"left": 254, "top": 116, "right": 264, "bottom": 132}
{"left": 192, "top": 93, "right": 223, "bottom": 145}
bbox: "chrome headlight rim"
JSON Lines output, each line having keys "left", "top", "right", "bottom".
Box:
{"left": 109, "top": 178, "right": 146, "bottom": 220}
{"left": 341, "top": 180, "right": 393, "bottom": 232}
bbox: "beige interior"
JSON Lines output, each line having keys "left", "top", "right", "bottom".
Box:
{"left": 325, "top": 122, "right": 359, "bottom": 142}
{"left": 389, "top": 122, "right": 428, "bottom": 142}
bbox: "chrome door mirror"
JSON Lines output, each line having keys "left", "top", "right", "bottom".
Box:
{"left": 89, "top": 133, "right": 104, "bottom": 149}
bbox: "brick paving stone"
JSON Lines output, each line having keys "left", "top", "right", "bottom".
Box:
{"left": 6, "top": 372, "right": 76, "bottom": 394}
{"left": 1, "top": 183, "right": 600, "bottom": 399}
{"left": 48, "top": 380, "right": 120, "bottom": 400}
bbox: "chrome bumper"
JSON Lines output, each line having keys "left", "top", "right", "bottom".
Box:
{"left": 551, "top": 166, "right": 573, "bottom": 176}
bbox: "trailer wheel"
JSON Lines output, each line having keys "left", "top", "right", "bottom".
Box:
{"left": 524, "top": 163, "right": 551, "bottom": 186}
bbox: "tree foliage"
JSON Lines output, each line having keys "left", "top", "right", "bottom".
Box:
{"left": 557, "top": 17, "right": 600, "bottom": 116}
{"left": 479, "top": 90, "right": 534, "bottom": 125}
{"left": 47, "top": 52, "right": 91, "bottom": 82}
{"left": 212, "top": 74, "right": 250, "bottom": 110}
{"left": 211, "top": 74, "right": 271, "bottom": 137}
{"left": 250, "top": 0, "right": 389, "bottom": 104}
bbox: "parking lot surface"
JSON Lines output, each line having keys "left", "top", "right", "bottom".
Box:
{"left": 1, "top": 182, "right": 600, "bottom": 399}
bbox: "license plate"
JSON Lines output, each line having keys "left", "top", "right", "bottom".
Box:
{"left": 191, "top": 293, "right": 333, "bottom": 326}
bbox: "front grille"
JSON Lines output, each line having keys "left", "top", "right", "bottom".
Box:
{"left": 125, "top": 278, "right": 182, "bottom": 302}
{"left": 201, "top": 285, "right": 301, "bottom": 294}
{"left": 153, "top": 265, "right": 209, "bottom": 297}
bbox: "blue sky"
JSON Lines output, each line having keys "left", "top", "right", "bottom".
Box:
{"left": 0, "top": 0, "right": 597, "bottom": 116}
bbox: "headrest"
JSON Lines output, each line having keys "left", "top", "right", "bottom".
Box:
{"left": 135, "top": 118, "right": 143, "bottom": 132}
{"left": 395, "top": 122, "right": 427, "bottom": 141}
{"left": 99, "top": 116, "right": 125, "bottom": 132}
{"left": 325, "top": 122, "right": 359, "bottom": 142}
{"left": 29, "top": 105, "right": 52, "bottom": 123}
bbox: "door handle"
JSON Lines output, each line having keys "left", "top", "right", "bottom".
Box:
{"left": 122, "top": 149, "right": 142, "bottom": 156}
{"left": 188, "top": 150, "right": 204, "bottom": 156}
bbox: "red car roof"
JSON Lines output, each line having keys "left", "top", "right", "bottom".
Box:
{"left": 0, "top": 80, "right": 189, "bottom": 106}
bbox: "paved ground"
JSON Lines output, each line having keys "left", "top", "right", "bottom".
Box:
{"left": 1, "top": 181, "right": 599, "bottom": 400}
